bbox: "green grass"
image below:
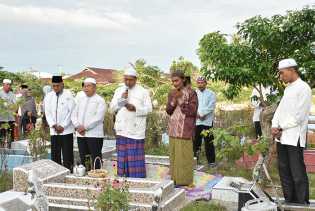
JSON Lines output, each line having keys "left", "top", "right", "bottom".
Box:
{"left": 181, "top": 201, "right": 227, "bottom": 211}
{"left": 0, "top": 171, "right": 13, "bottom": 193}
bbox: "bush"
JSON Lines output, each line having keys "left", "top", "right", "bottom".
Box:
{"left": 0, "top": 171, "right": 12, "bottom": 193}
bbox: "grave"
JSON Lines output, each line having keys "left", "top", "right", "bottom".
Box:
{"left": 9, "top": 158, "right": 186, "bottom": 210}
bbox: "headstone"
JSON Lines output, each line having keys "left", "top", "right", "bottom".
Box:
{"left": 212, "top": 177, "right": 249, "bottom": 203}
{"left": 13, "top": 159, "right": 69, "bottom": 192}
{"left": 11, "top": 139, "right": 30, "bottom": 152}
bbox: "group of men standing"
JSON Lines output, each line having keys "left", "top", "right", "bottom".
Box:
{"left": 0, "top": 57, "right": 311, "bottom": 205}
{"left": 43, "top": 67, "right": 217, "bottom": 181}
{"left": 43, "top": 69, "right": 153, "bottom": 177}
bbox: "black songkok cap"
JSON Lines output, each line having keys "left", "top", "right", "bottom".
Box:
{"left": 52, "top": 76, "right": 63, "bottom": 83}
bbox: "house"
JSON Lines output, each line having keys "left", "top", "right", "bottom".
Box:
{"left": 68, "top": 67, "right": 117, "bottom": 84}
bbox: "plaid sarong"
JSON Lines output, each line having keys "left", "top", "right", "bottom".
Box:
{"left": 116, "top": 136, "right": 146, "bottom": 178}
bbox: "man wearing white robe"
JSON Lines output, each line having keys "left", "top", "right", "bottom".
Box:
{"left": 110, "top": 68, "right": 152, "bottom": 178}
{"left": 71, "top": 78, "right": 106, "bottom": 169}
{"left": 44, "top": 76, "right": 75, "bottom": 170}
{"left": 271, "top": 58, "right": 312, "bottom": 204}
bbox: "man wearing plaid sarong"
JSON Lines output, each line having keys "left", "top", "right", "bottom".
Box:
{"left": 110, "top": 67, "right": 152, "bottom": 178}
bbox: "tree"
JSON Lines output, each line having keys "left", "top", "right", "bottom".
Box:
{"left": 198, "top": 7, "right": 315, "bottom": 104}
{"left": 133, "top": 59, "right": 171, "bottom": 106}
{"left": 170, "top": 56, "right": 199, "bottom": 76}
{"left": 198, "top": 7, "right": 315, "bottom": 137}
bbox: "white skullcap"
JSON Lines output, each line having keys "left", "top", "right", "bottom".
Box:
{"left": 84, "top": 77, "right": 97, "bottom": 84}
{"left": 278, "top": 58, "right": 298, "bottom": 70}
{"left": 124, "top": 67, "right": 137, "bottom": 77}
{"left": 2, "top": 79, "right": 11, "bottom": 84}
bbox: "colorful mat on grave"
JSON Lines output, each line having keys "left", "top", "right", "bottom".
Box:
{"left": 146, "top": 164, "right": 223, "bottom": 201}
{"left": 184, "top": 171, "right": 223, "bottom": 200}
{"left": 103, "top": 160, "right": 222, "bottom": 200}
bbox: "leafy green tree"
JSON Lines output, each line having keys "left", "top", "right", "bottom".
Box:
{"left": 198, "top": 7, "right": 315, "bottom": 138}
{"left": 170, "top": 56, "right": 199, "bottom": 76}
{"left": 133, "top": 59, "right": 171, "bottom": 106}
{"left": 198, "top": 7, "right": 315, "bottom": 104}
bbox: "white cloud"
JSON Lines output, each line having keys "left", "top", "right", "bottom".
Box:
{"left": 0, "top": 3, "right": 141, "bottom": 30}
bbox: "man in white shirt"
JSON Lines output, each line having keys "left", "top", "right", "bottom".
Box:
{"left": 110, "top": 68, "right": 152, "bottom": 178}
{"left": 71, "top": 78, "right": 106, "bottom": 169}
{"left": 271, "top": 58, "right": 312, "bottom": 205}
{"left": 0, "top": 79, "right": 17, "bottom": 146}
{"left": 44, "top": 76, "right": 75, "bottom": 170}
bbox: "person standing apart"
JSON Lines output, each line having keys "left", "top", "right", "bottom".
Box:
{"left": 21, "top": 88, "right": 37, "bottom": 136}
{"left": 0, "top": 79, "right": 17, "bottom": 147}
{"left": 194, "top": 76, "right": 216, "bottom": 167}
{"left": 44, "top": 76, "right": 75, "bottom": 170}
{"left": 110, "top": 68, "right": 152, "bottom": 178}
{"left": 271, "top": 58, "right": 312, "bottom": 205}
{"left": 251, "top": 85, "right": 270, "bottom": 139}
{"left": 166, "top": 71, "right": 198, "bottom": 186}
{"left": 71, "top": 78, "right": 106, "bottom": 169}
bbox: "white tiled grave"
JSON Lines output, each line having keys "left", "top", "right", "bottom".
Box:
{"left": 9, "top": 158, "right": 186, "bottom": 211}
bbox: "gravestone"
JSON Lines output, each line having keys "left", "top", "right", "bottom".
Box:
{"left": 13, "top": 159, "right": 70, "bottom": 192}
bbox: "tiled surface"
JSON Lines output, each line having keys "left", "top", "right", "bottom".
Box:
{"left": 13, "top": 159, "right": 70, "bottom": 192}
{"left": 11, "top": 157, "right": 186, "bottom": 210}
{"left": 212, "top": 176, "right": 249, "bottom": 203}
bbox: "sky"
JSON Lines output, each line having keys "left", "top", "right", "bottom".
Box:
{"left": 0, "top": 0, "right": 313, "bottom": 74}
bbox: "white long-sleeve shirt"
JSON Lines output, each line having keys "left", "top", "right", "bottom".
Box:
{"left": 71, "top": 93, "right": 106, "bottom": 138}
{"left": 110, "top": 84, "right": 152, "bottom": 140}
{"left": 272, "top": 78, "right": 312, "bottom": 147}
{"left": 44, "top": 89, "right": 75, "bottom": 136}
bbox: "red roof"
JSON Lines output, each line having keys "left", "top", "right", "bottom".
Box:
{"left": 69, "top": 67, "right": 117, "bottom": 84}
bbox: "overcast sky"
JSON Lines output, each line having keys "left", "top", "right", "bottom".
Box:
{"left": 0, "top": 0, "right": 313, "bottom": 74}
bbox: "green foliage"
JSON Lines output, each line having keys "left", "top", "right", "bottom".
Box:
{"left": 170, "top": 56, "right": 199, "bottom": 76}
{"left": 203, "top": 124, "right": 269, "bottom": 166}
{"left": 17, "top": 73, "right": 43, "bottom": 101}
{"left": 0, "top": 171, "right": 12, "bottom": 193}
{"left": 27, "top": 128, "right": 49, "bottom": 161}
{"left": 97, "top": 83, "right": 120, "bottom": 102}
{"left": 96, "top": 180, "right": 129, "bottom": 211}
{"left": 134, "top": 59, "right": 171, "bottom": 106}
{"left": 63, "top": 79, "right": 83, "bottom": 94}
{"left": 0, "top": 71, "right": 44, "bottom": 101}
{"left": 145, "top": 111, "right": 168, "bottom": 147}
{"left": 198, "top": 7, "right": 315, "bottom": 103}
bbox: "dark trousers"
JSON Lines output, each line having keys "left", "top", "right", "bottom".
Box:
{"left": 194, "top": 125, "right": 215, "bottom": 164}
{"left": 277, "top": 141, "right": 309, "bottom": 204}
{"left": 51, "top": 134, "right": 74, "bottom": 171}
{"left": 0, "top": 121, "right": 15, "bottom": 146}
{"left": 77, "top": 137, "right": 103, "bottom": 169}
{"left": 254, "top": 121, "right": 262, "bottom": 139}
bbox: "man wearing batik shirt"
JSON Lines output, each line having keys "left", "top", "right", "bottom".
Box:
{"left": 110, "top": 68, "right": 152, "bottom": 178}
{"left": 272, "top": 58, "right": 312, "bottom": 205}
